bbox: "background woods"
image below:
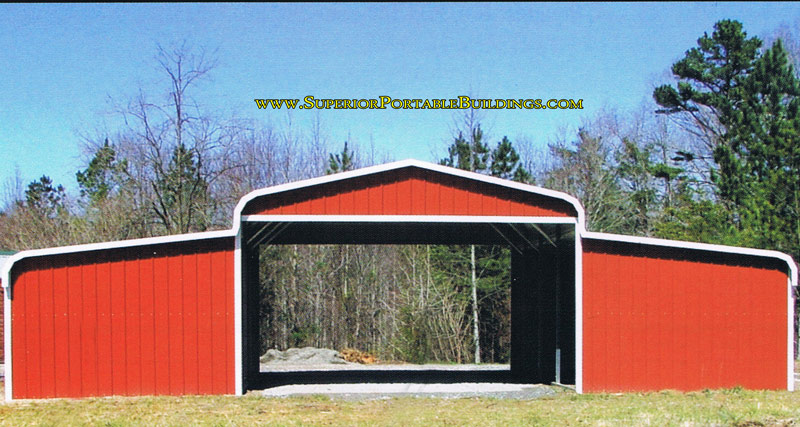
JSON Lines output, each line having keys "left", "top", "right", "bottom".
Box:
{"left": 2, "top": 19, "right": 799, "bottom": 362}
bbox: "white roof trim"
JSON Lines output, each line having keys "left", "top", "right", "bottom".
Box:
{"left": 4, "top": 275, "right": 11, "bottom": 401}
{"left": 232, "top": 159, "right": 586, "bottom": 227}
{"left": 241, "top": 215, "right": 578, "bottom": 224}
{"left": 233, "top": 231, "right": 244, "bottom": 395}
{"left": 1, "top": 229, "right": 235, "bottom": 289}
{"left": 788, "top": 278, "right": 795, "bottom": 391}
{"left": 573, "top": 229, "right": 583, "bottom": 394}
{"left": 581, "top": 231, "right": 798, "bottom": 288}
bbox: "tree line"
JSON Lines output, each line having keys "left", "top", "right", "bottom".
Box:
{"left": 2, "top": 20, "right": 799, "bottom": 361}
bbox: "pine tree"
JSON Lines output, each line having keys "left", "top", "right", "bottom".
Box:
{"left": 76, "top": 139, "right": 128, "bottom": 204}
{"left": 440, "top": 126, "right": 489, "bottom": 173}
{"left": 152, "top": 143, "right": 210, "bottom": 233}
{"left": 25, "top": 176, "right": 66, "bottom": 218}
{"left": 653, "top": 19, "right": 800, "bottom": 258}
{"left": 730, "top": 39, "right": 800, "bottom": 254}
{"left": 653, "top": 19, "right": 761, "bottom": 151}
{"left": 491, "top": 136, "right": 532, "bottom": 183}
{"left": 327, "top": 142, "right": 354, "bottom": 174}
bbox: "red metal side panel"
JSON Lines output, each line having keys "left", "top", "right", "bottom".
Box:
{"left": 182, "top": 253, "right": 199, "bottom": 395}
{"left": 38, "top": 262, "right": 55, "bottom": 397}
{"left": 52, "top": 259, "right": 69, "bottom": 396}
{"left": 210, "top": 249, "right": 226, "bottom": 394}
{"left": 395, "top": 170, "right": 411, "bottom": 215}
{"left": 25, "top": 268, "right": 41, "bottom": 397}
{"left": 410, "top": 175, "right": 425, "bottom": 214}
{"left": 439, "top": 175, "right": 455, "bottom": 214}
{"left": 110, "top": 257, "right": 126, "bottom": 394}
{"left": 167, "top": 250, "right": 184, "bottom": 395}
{"left": 196, "top": 251, "right": 213, "bottom": 393}
{"left": 125, "top": 258, "right": 141, "bottom": 395}
{"left": 81, "top": 260, "right": 98, "bottom": 397}
{"left": 352, "top": 178, "right": 369, "bottom": 215}
{"left": 153, "top": 253, "right": 170, "bottom": 395}
{"left": 367, "top": 175, "right": 382, "bottom": 214}
{"left": 96, "top": 255, "right": 113, "bottom": 396}
{"left": 139, "top": 256, "right": 156, "bottom": 395}
{"left": 242, "top": 166, "right": 579, "bottom": 218}
{"left": 582, "top": 239, "right": 790, "bottom": 392}
{"left": 224, "top": 246, "right": 235, "bottom": 393}
{"left": 67, "top": 259, "right": 83, "bottom": 397}
{"left": 11, "top": 270, "right": 27, "bottom": 398}
{"left": 424, "top": 174, "right": 439, "bottom": 214}
{"left": 8, "top": 236, "right": 236, "bottom": 399}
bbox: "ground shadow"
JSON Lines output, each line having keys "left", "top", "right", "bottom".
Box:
{"left": 250, "top": 369, "right": 516, "bottom": 389}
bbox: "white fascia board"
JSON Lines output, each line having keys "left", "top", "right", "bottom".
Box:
{"left": 581, "top": 231, "right": 798, "bottom": 289}
{"left": 0, "top": 230, "right": 236, "bottom": 290}
{"left": 233, "top": 231, "right": 244, "bottom": 395}
{"left": 574, "top": 229, "right": 583, "bottom": 394}
{"left": 4, "top": 281, "right": 11, "bottom": 401}
{"left": 231, "top": 159, "right": 587, "bottom": 227}
{"left": 241, "top": 215, "right": 578, "bottom": 225}
{"left": 789, "top": 278, "right": 795, "bottom": 391}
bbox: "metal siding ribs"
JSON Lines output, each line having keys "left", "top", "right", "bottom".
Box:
{"left": 9, "top": 237, "right": 236, "bottom": 399}
{"left": 241, "top": 167, "right": 579, "bottom": 218}
{"left": 582, "top": 238, "right": 789, "bottom": 392}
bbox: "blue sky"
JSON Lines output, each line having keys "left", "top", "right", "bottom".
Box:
{"left": 2, "top": 3, "right": 799, "bottom": 197}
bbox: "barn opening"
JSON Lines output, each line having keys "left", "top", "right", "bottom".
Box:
{"left": 240, "top": 220, "right": 577, "bottom": 390}
{"left": 257, "top": 244, "right": 513, "bottom": 363}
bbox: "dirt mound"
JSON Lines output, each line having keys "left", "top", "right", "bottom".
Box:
{"left": 260, "top": 347, "right": 352, "bottom": 365}
{"left": 340, "top": 348, "right": 377, "bottom": 364}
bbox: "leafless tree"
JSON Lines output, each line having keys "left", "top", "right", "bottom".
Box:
{"left": 108, "top": 42, "right": 243, "bottom": 235}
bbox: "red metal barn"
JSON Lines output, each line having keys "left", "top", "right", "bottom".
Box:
{"left": 2, "top": 160, "right": 796, "bottom": 400}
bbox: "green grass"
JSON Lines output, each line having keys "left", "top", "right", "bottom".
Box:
{"left": 0, "top": 387, "right": 798, "bottom": 426}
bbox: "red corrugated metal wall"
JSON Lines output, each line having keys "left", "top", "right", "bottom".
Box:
{"left": 243, "top": 167, "right": 578, "bottom": 217}
{"left": 582, "top": 238, "right": 789, "bottom": 392}
{"left": 8, "top": 237, "right": 235, "bottom": 399}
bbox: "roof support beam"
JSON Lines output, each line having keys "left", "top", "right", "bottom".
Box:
{"left": 246, "top": 222, "right": 272, "bottom": 248}
{"left": 489, "top": 224, "right": 524, "bottom": 255}
{"left": 529, "top": 223, "right": 558, "bottom": 248}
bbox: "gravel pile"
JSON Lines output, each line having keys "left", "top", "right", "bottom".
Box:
{"left": 260, "top": 347, "right": 353, "bottom": 365}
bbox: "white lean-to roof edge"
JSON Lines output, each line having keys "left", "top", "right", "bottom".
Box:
{"left": 582, "top": 231, "right": 798, "bottom": 289}
{"left": 2, "top": 159, "right": 797, "bottom": 400}
{"left": 0, "top": 229, "right": 236, "bottom": 290}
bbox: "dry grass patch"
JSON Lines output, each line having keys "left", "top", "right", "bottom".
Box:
{"left": 0, "top": 387, "right": 797, "bottom": 426}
